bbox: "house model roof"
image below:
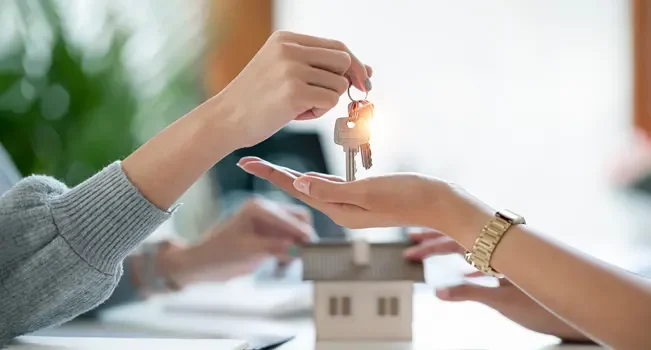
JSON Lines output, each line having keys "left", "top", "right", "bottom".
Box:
{"left": 300, "top": 239, "right": 425, "bottom": 282}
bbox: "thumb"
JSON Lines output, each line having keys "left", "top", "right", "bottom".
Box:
{"left": 293, "top": 175, "right": 362, "bottom": 204}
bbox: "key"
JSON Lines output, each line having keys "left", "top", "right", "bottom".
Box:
{"left": 347, "top": 101, "right": 362, "bottom": 123}
{"left": 340, "top": 84, "right": 376, "bottom": 179}
{"left": 347, "top": 100, "right": 375, "bottom": 171}
{"left": 334, "top": 117, "right": 371, "bottom": 181}
{"left": 347, "top": 100, "right": 375, "bottom": 123}
{"left": 360, "top": 143, "right": 373, "bottom": 170}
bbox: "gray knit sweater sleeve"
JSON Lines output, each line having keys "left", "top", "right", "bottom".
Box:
{"left": 0, "top": 161, "right": 172, "bottom": 346}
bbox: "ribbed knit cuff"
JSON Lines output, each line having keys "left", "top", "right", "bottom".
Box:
{"left": 50, "top": 161, "right": 175, "bottom": 274}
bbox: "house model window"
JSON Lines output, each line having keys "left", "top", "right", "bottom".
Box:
{"left": 328, "top": 296, "right": 351, "bottom": 316}
{"left": 301, "top": 238, "right": 425, "bottom": 341}
{"left": 377, "top": 296, "right": 400, "bottom": 316}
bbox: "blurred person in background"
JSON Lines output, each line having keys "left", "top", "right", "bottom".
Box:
{"left": 0, "top": 31, "right": 372, "bottom": 345}
{"left": 240, "top": 156, "right": 651, "bottom": 349}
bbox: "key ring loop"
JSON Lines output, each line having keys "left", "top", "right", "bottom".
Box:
{"left": 346, "top": 77, "right": 368, "bottom": 101}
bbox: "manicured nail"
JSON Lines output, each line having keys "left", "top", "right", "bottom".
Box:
{"left": 293, "top": 177, "right": 310, "bottom": 195}
{"left": 237, "top": 163, "right": 252, "bottom": 174}
{"left": 364, "top": 79, "right": 372, "bottom": 92}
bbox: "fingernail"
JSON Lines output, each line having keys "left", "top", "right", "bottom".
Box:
{"left": 293, "top": 177, "right": 310, "bottom": 195}
{"left": 436, "top": 288, "right": 451, "bottom": 299}
{"left": 237, "top": 163, "right": 252, "bottom": 174}
{"left": 364, "top": 79, "right": 372, "bottom": 92}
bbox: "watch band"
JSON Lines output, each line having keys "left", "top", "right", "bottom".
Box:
{"left": 464, "top": 210, "right": 525, "bottom": 278}
{"left": 140, "top": 241, "right": 181, "bottom": 294}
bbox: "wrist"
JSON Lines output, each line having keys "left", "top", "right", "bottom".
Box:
{"left": 131, "top": 241, "right": 193, "bottom": 296}
{"left": 128, "top": 255, "right": 146, "bottom": 296}
{"left": 193, "top": 92, "right": 244, "bottom": 154}
{"left": 121, "top": 93, "right": 243, "bottom": 210}
{"left": 199, "top": 88, "right": 250, "bottom": 150}
{"left": 420, "top": 183, "right": 494, "bottom": 249}
{"left": 157, "top": 242, "right": 197, "bottom": 289}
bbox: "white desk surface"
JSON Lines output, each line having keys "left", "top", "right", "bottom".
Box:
{"left": 42, "top": 280, "right": 601, "bottom": 350}
{"left": 8, "top": 336, "right": 248, "bottom": 350}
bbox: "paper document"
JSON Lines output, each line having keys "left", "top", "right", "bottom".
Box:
{"left": 164, "top": 279, "right": 313, "bottom": 317}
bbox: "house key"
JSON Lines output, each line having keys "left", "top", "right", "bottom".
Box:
{"left": 334, "top": 117, "right": 371, "bottom": 181}
{"left": 346, "top": 88, "right": 375, "bottom": 171}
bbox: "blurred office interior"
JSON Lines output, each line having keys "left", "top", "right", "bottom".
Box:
{"left": 3, "top": 0, "right": 651, "bottom": 259}
{"left": 2, "top": 0, "right": 651, "bottom": 343}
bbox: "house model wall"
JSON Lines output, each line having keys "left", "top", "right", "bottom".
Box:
{"left": 301, "top": 239, "right": 425, "bottom": 341}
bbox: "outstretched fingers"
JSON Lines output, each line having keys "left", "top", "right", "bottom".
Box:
{"left": 237, "top": 158, "right": 363, "bottom": 216}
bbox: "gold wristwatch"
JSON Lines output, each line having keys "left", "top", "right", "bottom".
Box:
{"left": 464, "top": 210, "right": 525, "bottom": 278}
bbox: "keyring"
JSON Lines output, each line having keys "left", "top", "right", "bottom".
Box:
{"left": 346, "top": 77, "right": 368, "bottom": 101}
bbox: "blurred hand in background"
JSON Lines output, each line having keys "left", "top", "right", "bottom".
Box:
{"left": 139, "top": 198, "right": 315, "bottom": 289}
{"left": 404, "top": 230, "right": 592, "bottom": 343}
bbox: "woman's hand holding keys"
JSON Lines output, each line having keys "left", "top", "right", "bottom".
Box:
{"left": 236, "top": 156, "right": 494, "bottom": 248}
{"left": 214, "top": 31, "right": 374, "bottom": 149}
{"left": 123, "top": 31, "right": 372, "bottom": 210}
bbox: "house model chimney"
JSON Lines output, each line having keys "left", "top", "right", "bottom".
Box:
{"left": 352, "top": 237, "right": 371, "bottom": 266}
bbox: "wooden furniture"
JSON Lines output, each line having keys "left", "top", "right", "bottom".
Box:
{"left": 203, "top": 0, "right": 273, "bottom": 95}
{"left": 634, "top": 0, "right": 651, "bottom": 136}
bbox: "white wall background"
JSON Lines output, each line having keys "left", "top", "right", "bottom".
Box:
{"left": 21, "top": 0, "right": 643, "bottom": 266}
{"left": 275, "top": 0, "right": 640, "bottom": 265}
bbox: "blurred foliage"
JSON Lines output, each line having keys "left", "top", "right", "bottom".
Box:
{"left": 0, "top": 0, "right": 203, "bottom": 185}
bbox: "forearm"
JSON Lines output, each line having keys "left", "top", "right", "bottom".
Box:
{"left": 0, "top": 93, "right": 241, "bottom": 341}
{"left": 454, "top": 218, "right": 651, "bottom": 349}
{"left": 122, "top": 93, "right": 240, "bottom": 210}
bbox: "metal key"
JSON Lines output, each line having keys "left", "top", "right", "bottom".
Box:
{"left": 334, "top": 117, "right": 371, "bottom": 181}
{"left": 347, "top": 100, "right": 375, "bottom": 171}
{"left": 347, "top": 100, "right": 375, "bottom": 123}
{"left": 360, "top": 143, "right": 373, "bottom": 169}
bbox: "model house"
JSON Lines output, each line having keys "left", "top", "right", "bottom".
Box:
{"left": 301, "top": 238, "right": 425, "bottom": 341}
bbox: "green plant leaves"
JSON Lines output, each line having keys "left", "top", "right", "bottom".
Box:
{"left": 0, "top": 1, "right": 201, "bottom": 185}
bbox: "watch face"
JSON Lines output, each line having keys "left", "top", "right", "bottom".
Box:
{"left": 498, "top": 210, "right": 525, "bottom": 224}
